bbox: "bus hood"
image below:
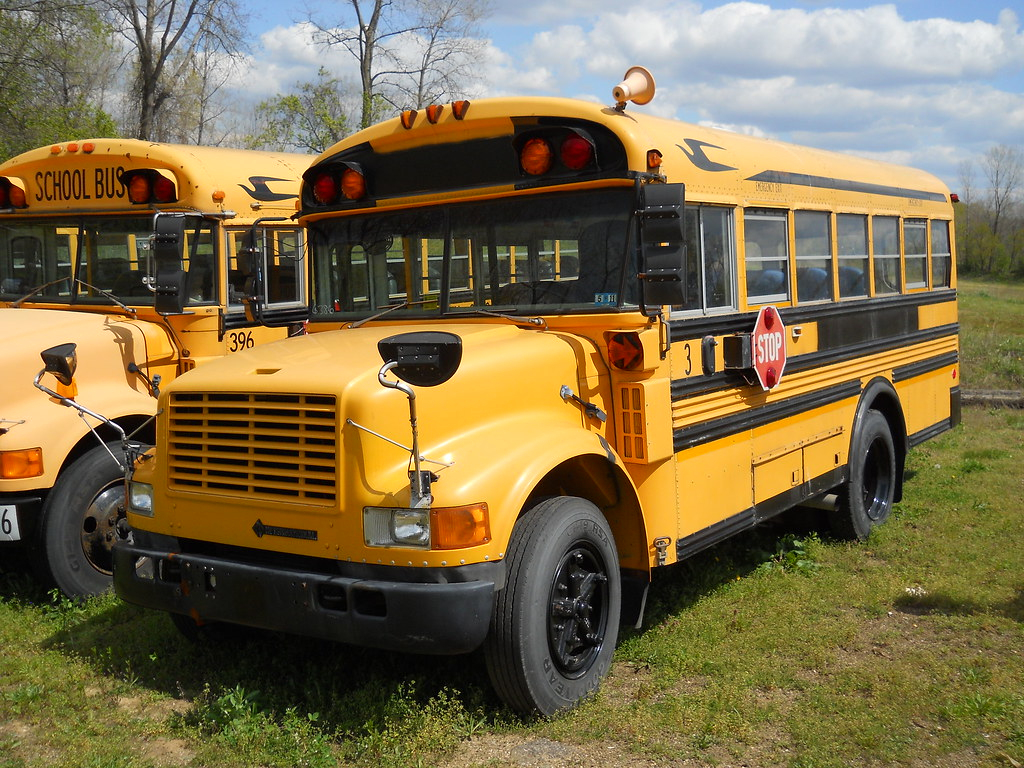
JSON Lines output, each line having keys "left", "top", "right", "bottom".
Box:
{"left": 0, "top": 307, "right": 174, "bottom": 461}
{"left": 149, "top": 321, "right": 613, "bottom": 558}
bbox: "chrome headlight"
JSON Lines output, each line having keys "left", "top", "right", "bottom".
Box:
{"left": 128, "top": 480, "right": 154, "bottom": 517}
{"left": 364, "top": 506, "right": 430, "bottom": 549}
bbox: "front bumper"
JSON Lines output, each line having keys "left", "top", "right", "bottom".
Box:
{"left": 0, "top": 495, "right": 43, "bottom": 545}
{"left": 113, "top": 540, "right": 500, "bottom": 655}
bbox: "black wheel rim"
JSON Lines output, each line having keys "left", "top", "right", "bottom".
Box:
{"left": 547, "top": 544, "right": 609, "bottom": 677}
{"left": 861, "top": 436, "right": 893, "bottom": 522}
{"left": 80, "top": 481, "right": 125, "bottom": 576}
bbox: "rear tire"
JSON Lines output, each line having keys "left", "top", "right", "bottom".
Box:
{"left": 484, "top": 496, "right": 620, "bottom": 717}
{"left": 830, "top": 410, "right": 897, "bottom": 541}
{"left": 36, "top": 442, "right": 127, "bottom": 598}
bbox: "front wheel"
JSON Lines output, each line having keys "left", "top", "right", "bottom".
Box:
{"left": 830, "top": 409, "right": 897, "bottom": 541}
{"left": 35, "top": 442, "right": 128, "bottom": 598}
{"left": 484, "top": 496, "right": 620, "bottom": 717}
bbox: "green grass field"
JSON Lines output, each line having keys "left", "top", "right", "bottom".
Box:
{"left": 2, "top": 280, "right": 1021, "bottom": 768}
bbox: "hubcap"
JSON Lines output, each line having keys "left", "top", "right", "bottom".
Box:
{"left": 80, "top": 482, "right": 126, "bottom": 575}
{"left": 862, "top": 436, "right": 893, "bottom": 522}
{"left": 547, "top": 546, "right": 609, "bottom": 677}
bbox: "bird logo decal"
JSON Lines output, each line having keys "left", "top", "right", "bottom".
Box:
{"left": 238, "top": 176, "right": 298, "bottom": 202}
{"left": 677, "top": 139, "right": 738, "bottom": 173}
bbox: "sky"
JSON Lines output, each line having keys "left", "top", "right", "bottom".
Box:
{"left": 233, "top": 1, "right": 1024, "bottom": 192}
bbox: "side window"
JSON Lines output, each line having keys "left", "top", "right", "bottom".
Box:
{"left": 674, "top": 205, "right": 735, "bottom": 314}
{"left": 930, "top": 220, "right": 951, "bottom": 288}
{"left": 836, "top": 213, "right": 869, "bottom": 298}
{"left": 266, "top": 229, "right": 304, "bottom": 305}
{"left": 744, "top": 209, "right": 789, "bottom": 305}
{"left": 794, "top": 210, "right": 832, "bottom": 303}
{"left": 228, "top": 228, "right": 305, "bottom": 308}
{"left": 184, "top": 219, "right": 216, "bottom": 304}
{"left": 872, "top": 216, "right": 900, "bottom": 295}
{"left": 903, "top": 219, "right": 927, "bottom": 289}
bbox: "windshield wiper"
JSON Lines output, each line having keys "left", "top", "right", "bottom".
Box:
{"left": 443, "top": 308, "right": 547, "bottom": 330}
{"left": 11, "top": 276, "right": 71, "bottom": 307}
{"left": 74, "top": 279, "right": 137, "bottom": 315}
{"left": 11, "top": 276, "right": 136, "bottom": 315}
{"left": 348, "top": 299, "right": 433, "bottom": 328}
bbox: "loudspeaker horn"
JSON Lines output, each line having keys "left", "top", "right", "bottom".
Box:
{"left": 612, "top": 66, "right": 655, "bottom": 107}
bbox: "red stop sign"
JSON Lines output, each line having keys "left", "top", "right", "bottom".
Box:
{"left": 752, "top": 305, "right": 786, "bottom": 390}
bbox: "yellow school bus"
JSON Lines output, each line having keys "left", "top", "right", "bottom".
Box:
{"left": 113, "top": 70, "right": 959, "bottom": 715}
{"left": 0, "top": 139, "right": 311, "bottom": 597}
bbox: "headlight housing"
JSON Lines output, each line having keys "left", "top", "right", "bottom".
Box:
{"left": 128, "top": 480, "right": 154, "bottom": 517}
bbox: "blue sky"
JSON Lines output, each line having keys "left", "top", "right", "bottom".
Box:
{"left": 235, "top": 1, "right": 1024, "bottom": 192}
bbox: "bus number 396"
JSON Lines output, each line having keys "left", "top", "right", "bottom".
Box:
{"left": 228, "top": 330, "right": 255, "bottom": 352}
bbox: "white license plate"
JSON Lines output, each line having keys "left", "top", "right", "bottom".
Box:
{"left": 0, "top": 504, "right": 21, "bottom": 542}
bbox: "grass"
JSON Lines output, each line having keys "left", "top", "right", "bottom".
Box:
{"left": 2, "top": 279, "right": 1023, "bottom": 767}
{"left": 958, "top": 278, "right": 1024, "bottom": 390}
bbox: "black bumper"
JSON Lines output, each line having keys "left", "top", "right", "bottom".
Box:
{"left": 113, "top": 542, "right": 499, "bottom": 655}
{"left": 0, "top": 495, "right": 43, "bottom": 546}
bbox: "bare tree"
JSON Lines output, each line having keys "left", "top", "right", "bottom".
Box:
{"left": 101, "top": 0, "right": 247, "bottom": 141}
{"left": 981, "top": 144, "right": 1023, "bottom": 238}
{"left": 310, "top": 0, "right": 488, "bottom": 130}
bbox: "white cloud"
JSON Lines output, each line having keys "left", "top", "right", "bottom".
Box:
{"left": 231, "top": 2, "right": 1024, "bottom": 186}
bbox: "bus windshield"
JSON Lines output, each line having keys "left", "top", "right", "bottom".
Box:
{"left": 0, "top": 215, "right": 217, "bottom": 306}
{"left": 309, "top": 188, "right": 639, "bottom": 320}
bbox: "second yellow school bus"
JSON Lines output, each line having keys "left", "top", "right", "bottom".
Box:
{"left": 0, "top": 139, "right": 311, "bottom": 597}
{"left": 113, "top": 71, "right": 959, "bottom": 715}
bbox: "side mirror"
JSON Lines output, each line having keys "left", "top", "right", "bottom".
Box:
{"left": 639, "top": 182, "right": 687, "bottom": 307}
{"left": 377, "top": 332, "right": 463, "bottom": 388}
{"left": 152, "top": 213, "right": 186, "bottom": 263}
{"left": 40, "top": 343, "right": 77, "bottom": 386}
{"left": 152, "top": 214, "right": 188, "bottom": 314}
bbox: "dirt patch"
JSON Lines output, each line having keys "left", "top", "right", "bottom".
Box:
{"left": 139, "top": 737, "right": 195, "bottom": 767}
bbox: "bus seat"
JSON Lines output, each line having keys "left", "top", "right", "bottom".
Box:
{"left": 111, "top": 271, "right": 148, "bottom": 297}
{"left": 747, "top": 268, "right": 786, "bottom": 297}
{"left": 95, "top": 258, "right": 129, "bottom": 289}
{"left": 838, "top": 266, "right": 865, "bottom": 295}
{"left": 2, "top": 278, "right": 25, "bottom": 293}
{"left": 570, "top": 221, "right": 626, "bottom": 303}
{"left": 797, "top": 267, "right": 830, "bottom": 301}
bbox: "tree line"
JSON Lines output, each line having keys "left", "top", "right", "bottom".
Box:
{"left": 0, "top": 0, "right": 486, "bottom": 159}
{"left": 956, "top": 145, "right": 1024, "bottom": 279}
{"left": 2, "top": 0, "right": 1019, "bottom": 282}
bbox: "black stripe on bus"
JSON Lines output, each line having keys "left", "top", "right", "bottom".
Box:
{"left": 674, "top": 466, "right": 846, "bottom": 562}
{"left": 669, "top": 292, "right": 958, "bottom": 400}
{"left": 908, "top": 417, "right": 953, "bottom": 448}
{"left": 673, "top": 381, "right": 861, "bottom": 452}
{"left": 671, "top": 327, "right": 958, "bottom": 402}
{"left": 746, "top": 170, "right": 948, "bottom": 203}
{"left": 893, "top": 352, "right": 960, "bottom": 383}
{"left": 668, "top": 291, "right": 955, "bottom": 352}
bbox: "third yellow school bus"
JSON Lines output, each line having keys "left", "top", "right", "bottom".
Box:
{"left": 113, "top": 71, "right": 959, "bottom": 715}
{"left": 0, "top": 139, "right": 310, "bottom": 598}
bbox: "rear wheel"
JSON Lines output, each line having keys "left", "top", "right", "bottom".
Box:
{"left": 830, "top": 410, "right": 897, "bottom": 540}
{"left": 484, "top": 496, "right": 620, "bottom": 717}
{"left": 36, "top": 442, "right": 127, "bottom": 598}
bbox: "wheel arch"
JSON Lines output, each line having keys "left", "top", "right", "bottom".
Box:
{"left": 853, "top": 376, "right": 908, "bottom": 503}
{"left": 54, "top": 413, "right": 154, "bottom": 479}
{"left": 514, "top": 448, "right": 650, "bottom": 627}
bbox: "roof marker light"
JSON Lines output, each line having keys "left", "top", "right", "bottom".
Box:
{"left": 401, "top": 110, "right": 417, "bottom": 129}
{"left": 426, "top": 104, "right": 443, "bottom": 124}
{"left": 520, "top": 137, "right": 554, "bottom": 175}
{"left": 452, "top": 100, "right": 470, "bottom": 119}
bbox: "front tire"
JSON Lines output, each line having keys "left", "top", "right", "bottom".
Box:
{"left": 830, "top": 410, "right": 897, "bottom": 541}
{"left": 484, "top": 496, "right": 620, "bottom": 717}
{"left": 35, "top": 442, "right": 128, "bottom": 598}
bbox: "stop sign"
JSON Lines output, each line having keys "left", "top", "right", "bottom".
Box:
{"left": 751, "top": 305, "right": 786, "bottom": 390}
